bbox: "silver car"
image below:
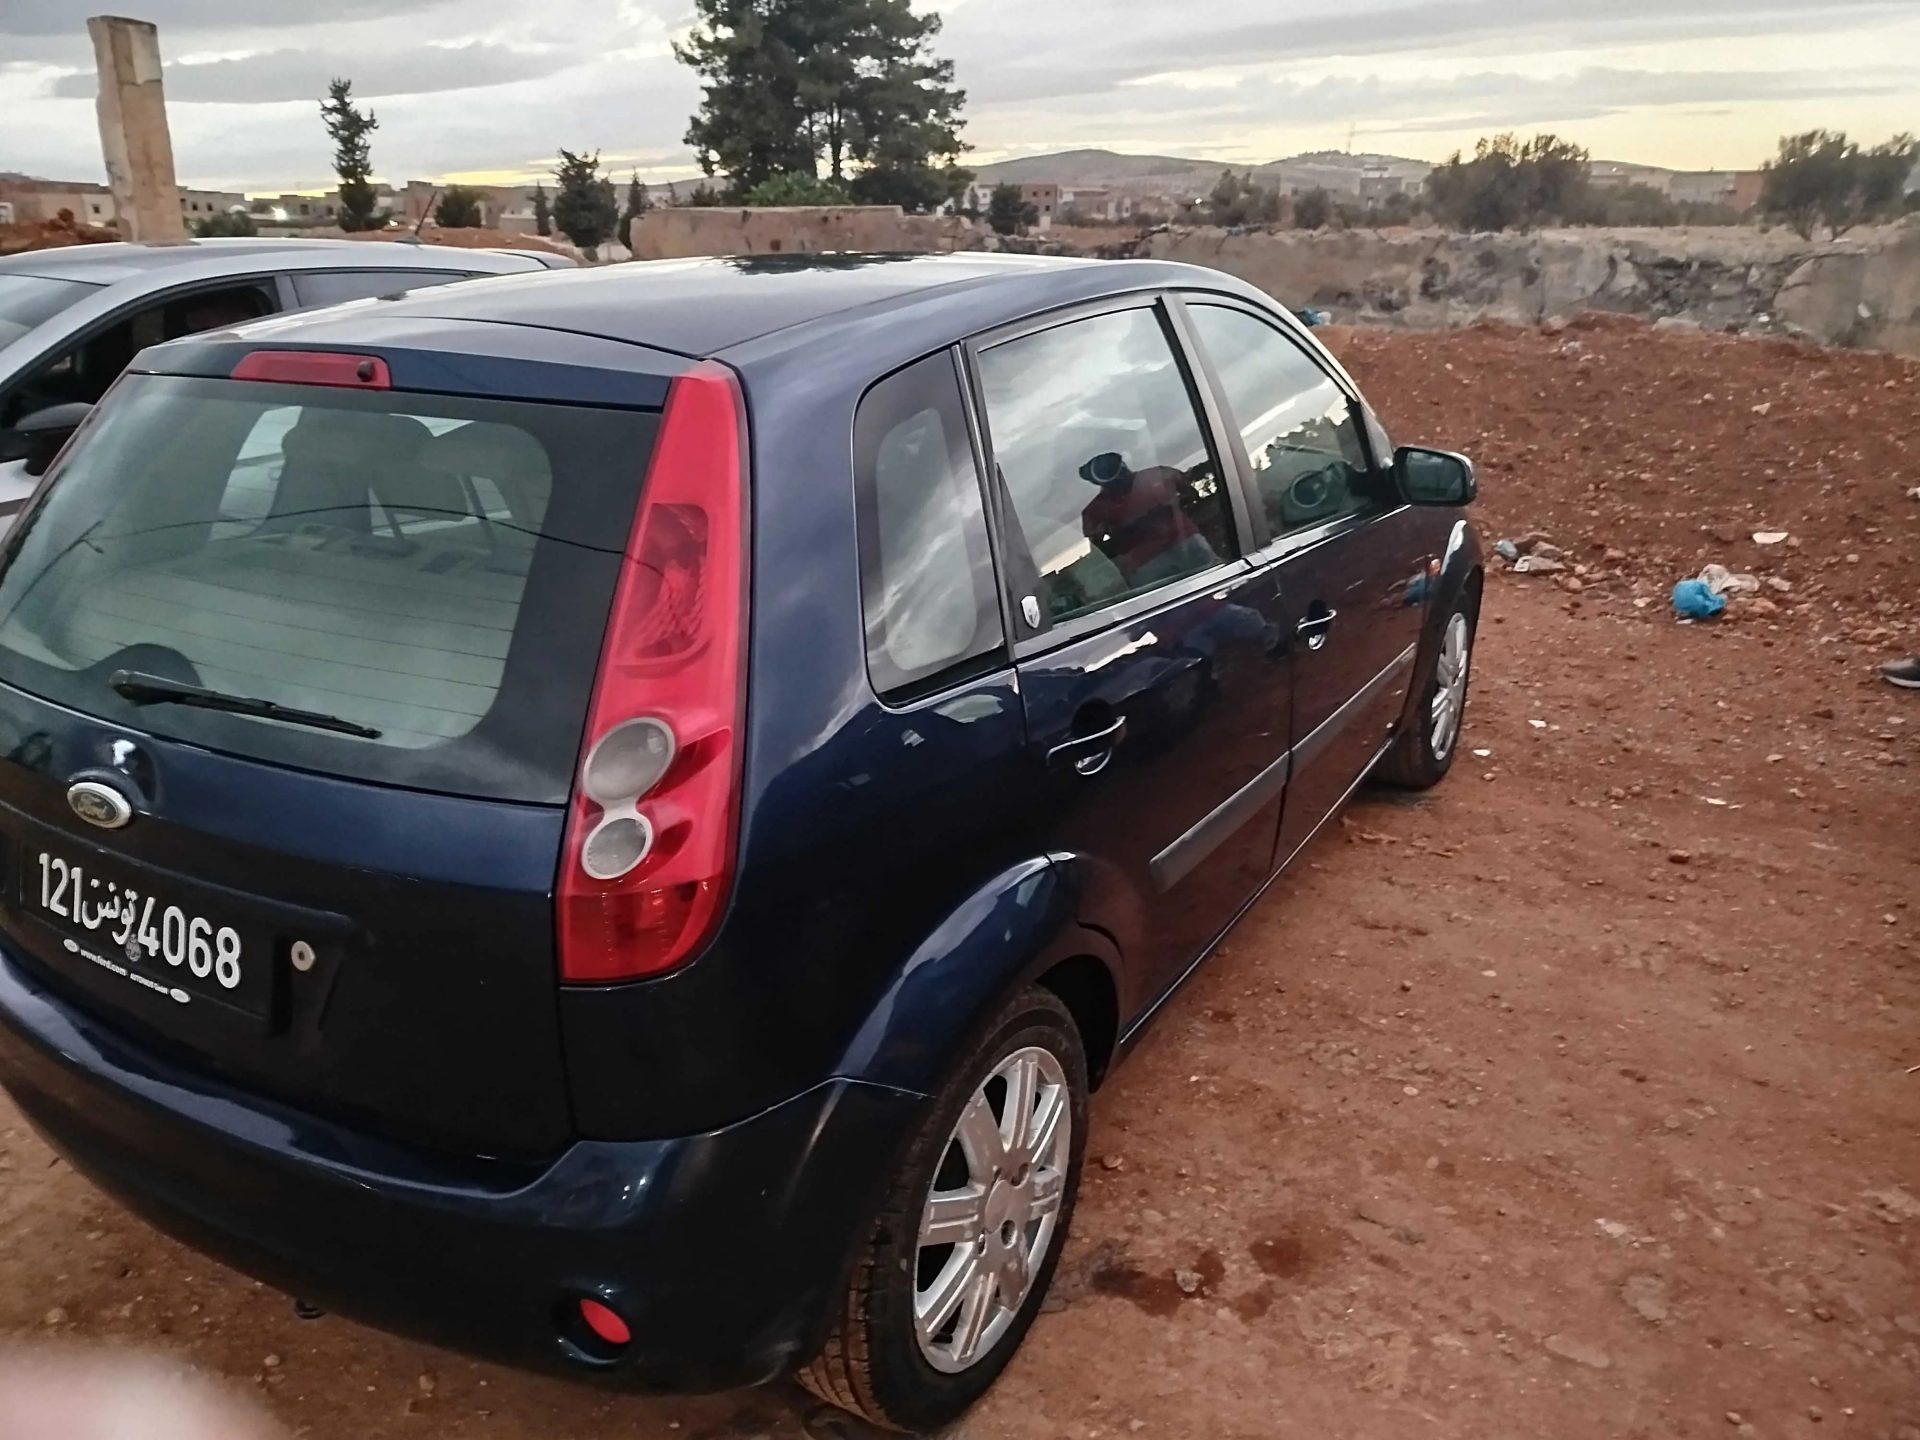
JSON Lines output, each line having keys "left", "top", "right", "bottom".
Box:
{"left": 0, "top": 238, "right": 572, "bottom": 518}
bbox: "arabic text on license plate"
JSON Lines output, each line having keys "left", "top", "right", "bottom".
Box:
{"left": 36, "top": 851, "right": 244, "bottom": 990}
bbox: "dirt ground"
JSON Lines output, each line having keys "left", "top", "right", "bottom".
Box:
{"left": 1, "top": 321, "right": 1915, "bottom": 1440}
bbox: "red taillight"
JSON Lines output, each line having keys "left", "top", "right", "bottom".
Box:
{"left": 231, "top": 350, "right": 391, "bottom": 389}
{"left": 557, "top": 363, "right": 747, "bottom": 983}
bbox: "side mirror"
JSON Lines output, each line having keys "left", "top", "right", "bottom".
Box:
{"left": 2, "top": 402, "right": 94, "bottom": 477}
{"left": 1395, "top": 445, "right": 1476, "bottom": 506}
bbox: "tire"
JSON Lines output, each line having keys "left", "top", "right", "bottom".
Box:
{"left": 1376, "top": 585, "right": 1478, "bottom": 790}
{"left": 797, "top": 987, "right": 1089, "bottom": 1433}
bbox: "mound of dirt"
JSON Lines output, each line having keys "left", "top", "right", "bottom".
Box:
{"left": 1325, "top": 319, "right": 1920, "bottom": 654}
{"left": 0, "top": 211, "right": 119, "bottom": 255}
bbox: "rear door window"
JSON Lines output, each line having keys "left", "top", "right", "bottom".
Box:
{"left": 1, "top": 281, "right": 277, "bottom": 428}
{"left": 0, "top": 275, "right": 99, "bottom": 349}
{"left": 854, "top": 353, "right": 1004, "bottom": 699}
{"left": 976, "top": 304, "right": 1234, "bottom": 627}
{"left": 0, "top": 374, "right": 657, "bottom": 803}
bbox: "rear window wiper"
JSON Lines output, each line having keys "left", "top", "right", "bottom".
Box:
{"left": 108, "top": 670, "right": 382, "bottom": 739}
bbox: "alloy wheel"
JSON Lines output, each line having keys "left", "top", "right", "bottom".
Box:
{"left": 1430, "top": 611, "right": 1472, "bottom": 760}
{"left": 912, "top": 1046, "right": 1071, "bottom": 1373}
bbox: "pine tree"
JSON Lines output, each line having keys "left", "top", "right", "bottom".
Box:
{"left": 553, "top": 149, "right": 619, "bottom": 253}
{"left": 434, "top": 185, "right": 483, "bottom": 229}
{"left": 532, "top": 183, "right": 552, "bottom": 237}
{"left": 675, "top": 0, "right": 968, "bottom": 201}
{"left": 320, "top": 78, "right": 383, "bottom": 232}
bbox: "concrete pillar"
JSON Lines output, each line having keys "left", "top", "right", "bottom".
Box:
{"left": 88, "top": 16, "right": 186, "bottom": 244}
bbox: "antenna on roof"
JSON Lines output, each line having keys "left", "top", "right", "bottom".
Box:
{"left": 1346, "top": 124, "right": 1356, "bottom": 155}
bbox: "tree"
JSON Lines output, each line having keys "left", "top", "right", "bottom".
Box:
{"left": 1206, "top": 169, "right": 1283, "bottom": 227}
{"left": 434, "top": 185, "right": 484, "bottom": 229}
{"left": 1426, "top": 132, "right": 1591, "bottom": 232}
{"left": 741, "top": 171, "right": 853, "bottom": 206}
{"left": 320, "top": 78, "right": 384, "bottom": 232}
{"left": 1292, "top": 187, "right": 1331, "bottom": 230}
{"left": 987, "top": 182, "right": 1036, "bottom": 235}
{"left": 1853, "top": 134, "right": 1918, "bottom": 227}
{"left": 1760, "top": 131, "right": 1854, "bottom": 239}
{"left": 1208, "top": 168, "right": 1243, "bottom": 225}
{"left": 1573, "top": 180, "right": 1679, "bottom": 227}
{"left": 620, "top": 172, "right": 652, "bottom": 245}
{"left": 553, "top": 149, "right": 619, "bottom": 252}
{"left": 1759, "top": 131, "right": 1916, "bottom": 239}
{"left": 1377, "top": 190, "right": 1417, "bottom": 227}
{"left": 531, "top": 183, "right": 552, "bottom": 236}
{"left": 675, "top": 0, "right": 968, "bottom": 200}
{"left": 850, "top": 160, "right": 969, "bottom": 212}
{"left": 193, "top": 210, "right": 256, "bottom": 237}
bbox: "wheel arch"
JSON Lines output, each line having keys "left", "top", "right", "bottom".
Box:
{"left": 1393, "top": 518, "right": 1483, "bottom": 737}
{"left": 832, "top": 856, "right": 1127, "bottom": 1097}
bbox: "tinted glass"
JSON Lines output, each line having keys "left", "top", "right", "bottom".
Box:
{"left": 1188, "top": 304, "right": 1391, "bottom": 536}
{"left": 0, "top": 374, "right": 657, "bottom": 803}
{"left": 856, "top": 354, "right": 1004, "bottom": 698}
{"left": 2, "top": 282, "right": 276, "bottom": 428}
{"left": 291, "top": 270, "right": 467, "bottom": 308}
{"left": 980, "top": 306, "right": 1231, "bottom": 624}
{"left": 0, "top": 275, "right": 98, "bottom": 349}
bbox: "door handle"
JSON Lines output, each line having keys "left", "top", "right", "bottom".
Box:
{"left": 1295, "top": 608, "right": 1338, "bottom": 651}
{"left": 1046, "top": 715, "right": 1128, "bottom": 776}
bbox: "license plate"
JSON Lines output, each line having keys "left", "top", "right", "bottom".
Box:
{"left": 25, "top": 846, "right": 269, "bottom": 1019}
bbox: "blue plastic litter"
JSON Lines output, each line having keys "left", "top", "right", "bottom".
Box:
{"left": 1295, "top": 308, "right": 1332, "bottom": 328}
{"left": 1671, "top": 578, "right": 1726, "bottom": 620}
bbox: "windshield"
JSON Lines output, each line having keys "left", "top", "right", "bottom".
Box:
{"left": 0, "top": 274, "right": 99, "bottom": 349}
{"left": 0, "top": 373, "right": 658, "bottom": 803}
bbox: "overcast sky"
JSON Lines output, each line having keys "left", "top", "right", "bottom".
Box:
{"left": 3, "top": 0, "right": 1916, "bottom": 193}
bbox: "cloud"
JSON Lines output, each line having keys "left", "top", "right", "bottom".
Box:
{"left": 952, "top": 0, "right": 1919, "bottom": 105}
{"left": 4, "top": 0, "right": 1915, "bottom": 191}
{"left": 48, "top": 41, "right": 583, "bottom": 103}
{"left": 0, "top": 0, "right": 453, "bottom": 36}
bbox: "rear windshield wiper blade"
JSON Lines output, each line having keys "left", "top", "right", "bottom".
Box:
{"left": 108, "top": 670, "right": 382, "bottom": 739}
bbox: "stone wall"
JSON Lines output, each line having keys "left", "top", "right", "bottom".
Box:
{"left": 628, "top": 204, "right": 972, "bottom": 260}
{"left": 1134, "top": 221, "right": 1920, "bottom": 356}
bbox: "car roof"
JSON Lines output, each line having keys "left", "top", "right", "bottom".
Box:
{"left": 0, "top": 238, "right": 543, "bottom": 288}
{"left": 279, "top": 252, "right": 1250, "bottom": 359}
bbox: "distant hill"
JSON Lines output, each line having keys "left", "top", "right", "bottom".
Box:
{"left": 971, "top": 149, "right": 1221, "bottom": 185}
{"left": 972, "top": 147, "right": 1433, "bottom": 199}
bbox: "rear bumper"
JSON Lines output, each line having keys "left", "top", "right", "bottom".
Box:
{"left": 0, "top": 945, "right": 923, "bottom": 1392}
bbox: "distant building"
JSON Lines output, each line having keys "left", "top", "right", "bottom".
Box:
{"left": 1728, "top": 171, "right": 1767, "bottom": 213}
{"left": 1359, "top": 165, "right": 1411, "bottom": 203}
{"left": 0, "top": 179, "right": 116, "bottom": 227}
{"left": 401, "top": 181, "right": 539, "bottom": 232}
{"left": 1059, "top": 186, "right": 1133, "bottom": 222}
{"left": 0, "top": 178, "right": 241, "bottom": 229}
{"left": 1588, "top": 162, "right": 1673, "bottom": 194}
{"left": 254, "top": 192, "right": 341, "bottom": 224}
{"left": 1019, "top": 183, "right": 1059, "bottom": 229}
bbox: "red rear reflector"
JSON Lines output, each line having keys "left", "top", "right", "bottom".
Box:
{"left": 557, "top": 363, "right": 747, "bottom": 984}
{"left": 231, "top": 351, "right": 390, "bottom": 389}
{"left": 577, "top": 1298, "right": 631, "bottom": 1347}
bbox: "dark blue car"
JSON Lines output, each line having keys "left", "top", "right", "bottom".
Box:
{"left": 0, "top": 254, "right": 1479, "bottom": 1432}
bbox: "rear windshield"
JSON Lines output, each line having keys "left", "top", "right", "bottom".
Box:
{"left": 0, "top": 373, "right": 657, "bottom": 803}
{"left": 0, "top": 274, "right": 99, "bottom": 348}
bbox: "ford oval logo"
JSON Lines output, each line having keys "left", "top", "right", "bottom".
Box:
{"left": 67, "top": 779, "right": 133, "bottom": 830}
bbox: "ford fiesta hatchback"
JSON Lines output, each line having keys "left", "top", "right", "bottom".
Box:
{"left": 0, "top": 254, "right": 1479, "bottom": 1432}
